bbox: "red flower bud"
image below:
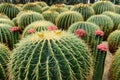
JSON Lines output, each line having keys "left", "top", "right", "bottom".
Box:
{"left": 97, "top": 43, "right": 108, "bottom": 52}
{"left": 95, "top": 30, "right": 104, "bottom": 37}
{"left": 75, "top": 29, "right": 86, "bottom": 38}
{"left": 48, "top": 26, "right": 57, "bottom": 31}
{"left": 10, "top": 26, "right": 19, "bottom": 32}
{"left": 28, "top": 29, "right": 35, "bottom": 34}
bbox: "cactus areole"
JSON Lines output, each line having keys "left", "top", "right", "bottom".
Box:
{"left": 10, "top": 30, "right": 92, "bottom": 80}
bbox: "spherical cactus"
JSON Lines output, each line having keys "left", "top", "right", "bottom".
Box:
{"left": 87, "top": 15, "right": 114, "bottom": 40}
{"left": 0, "top": 18, "right": 15, "bottom": 26}
{"left": 42, "top": 10, "right": 59, "bottom": 24}
{"left": 34, "top": 1, "right": 48, "bottom": 7}
{"left": 12, "top": 17, "right": 18, "bottom": 26}
{"left": 56, "top": 11, "right": 83, "bottom": 30}
{"left": 22, "top": 3, "right": 42, "bottom": 13}
{"left": 68, "top": 22, "right": 100, "bottom": 46}
{"left": 92, "top": 1, "right": 115, "bottom": 14}
{"left": 115, "top": 5, "right": 120, "bottom": 14}
{"left": 9, "top": 30, "right": 92, "bottom": 80}
{"left": 0, "top": 13, "right": 9, "bottom": 19}
{"left": 107, "top": 30, "right": 120, "bottom": 54}
{"left": 102, "top": 11, "right": 120, "bottom": 31}
{"left": 0, "top": 24, "right": 14, "bottom": 49}
{"left": 71, "top": 4, "right": 95, "bottom": 21}
{"left": 0, "top": 43, "right": 11, "bottom": 80}
{"left": 18, "top": 11, "right": 44, "bottom": 30}
{"left": 42, "top": 6, "right": 50, "bottom": 12}
{"left": 111, "top": 48, "right": 120, "bottom": 80}
{"left": 0, "top": 3, "right": 20, "bottom": 19}
{"left": 22, "top": 20, "right": 55, "bottom": 37}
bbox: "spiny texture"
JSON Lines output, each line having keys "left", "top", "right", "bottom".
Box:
{"left": 107, "top": 30, "right": 120, "bottom": 54}
{"left": 22, "top": 20, "right": 55, "bottom": 37}
{"left": 115, "top": 5, "right": 120, "bottom": 14}
{"left": 0, "top": 24, "right": 13, "bottom": 49}
{"left": 102, "top": 11, "right": 120, "bottom": 31}
{"left": 12, "top": 17, "right": 18, "bottom": 26}
{"left": 22, "top": 3, "right": 42, "bottom": 13}
{"left": 34, "top": 1, "right": 48, "bottom": 7}
{"left": 9, "top": 30, "right": 92, "bottom": 80}
{"left": 42, "top": 6, "right": 50, "bottom": 12}
{"left": 0, "top": 3, "right": 20, "bottom": 19}
{"left": 87, "top": 15, "right": 114, "bottom": 40}
{"left": 56, "top": 11, "right": 83, "bottom": 30}
{"left": 0, "top": 13, "right": 9, "bottom": 19}
{"left": 18, "top": 11, "right": 44, "bottom": 30}
{"left": 42, "top": 10, "right": 59, "bottom": 24}
{"left": 111, "top": 48, "right": 120, "bottom": 80}
{"left": 68, "top": 22, "right": 100, "bottom": 46}
{"left": 71, "top": 4, "right": 95, "bottom": 21}
{"left": 92, "top": 1, "right": 115, "bottom": 14}
{"left": 0, "top": 18, "right": 15, "bottom": 26}
{"left": 0, "top": 43, "right": 11, "bottom": 80}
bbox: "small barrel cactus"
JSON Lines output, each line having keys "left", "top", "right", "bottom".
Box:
{"left": 0, "top": 3, "right": 20, "bottom": 19}
{"left": 71, "top": 4, "right": 95, "bottom": 21}
{"left": 102, "top": 11, "right": 120, "bottom": 31}
{"left": 34, "top": 1, "right": 48, "bottom": 7}
{"left": 107, "top": 30, "right": 120, "bottom": 54}
{"left": 0, "top": 18, "right": 15, "bottom": 26}
{"left": 22, "top": 20, "right": 55, "bottom": 37}
{"left": 9, "top": 30, "right": 92, "bottom": 80}
{"left": 56, "top": 11, "right": 83, "bottom": 30}
{"left": 92, "top": 1, "right": 115, "bottom": 14}
{"left": 22, "top": 3, "right": 42, "bottom": 13}
{"left": 12, "top": 17, "right": 18, "bottom": 26}
{"left": 18, "top": 11, "right": 44, "bottom": 30}
{"left": 87, "top": 15, "right": 114, "bottom": 40}
{"left": 42, "top": 10, "right": 59, "bottom": 24}
{"left": 0, "top": 43, "right": 11, "bottom": 80}
{"left": 111, "top": 48, "right": 120, "bottom": 80}
{"left": 115, "top": 5, "right": 120, "bottom": 14}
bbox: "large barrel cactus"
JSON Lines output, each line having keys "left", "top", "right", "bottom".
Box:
{"left": 22, "top": 20, "right": 55, "bottom": 37}
{"left": 115, "top": 5, "right": 120, "bottom": 14}
{"left": 71, "top": 4, "right": 95, "bottom": 21}
{"left": 56, "top": 11, "right": 83, "bottom": 30}
{"left": 42, "top": 10, "right": 59, "bottom": 24}
{"left": 87, "top": 15, "right": 114, "bottom": 40}
{"left": 92, "top": 1, "right": 115, "bottom": 14}
{"left": 18, "top": 11, "right": 44, "bottom": 30}
{"left": 0, "top": 3, "right": 20, "bottom": 19}
{"left": 107, "top": 30, "right": 120, "bottom": 54}
{"left": 102, "top": 11, "right": 120, "bottom": 31}
{"left": 111, "top": 48, "right": 120, "bottom": 80}
{"left": 0, "top": 43, "right": 11, "bottom": 80}
{"left": 22, "top": 3, "right": 42, "bottom": 13}
{"left": 9, "top": 30, "right": 92, "bottom": 80}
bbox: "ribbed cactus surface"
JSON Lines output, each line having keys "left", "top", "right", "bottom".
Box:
{"left": 9, "top": 30, "right": 92, "bottom": 80}
{"left": 0, "top": 18, "right": 15, "bottom": 26}
{"left": 115, "top": 5, "right": 120, "bottom": 14}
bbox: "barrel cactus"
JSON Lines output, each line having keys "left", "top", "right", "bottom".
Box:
{"left": 0, "top": 18, "right": 15, "bottom": 26}
{"left": 0, "top": 43, "right": 11, "bottom": 80}
{"left": 56, "top": 11, "right": 83, "bottom": 30}
{"left": 18, "top": 11, "right": 44, "bottom": 30}
{"left": 9, "top": 30, "right": 92, "bottom": 80}
{"left": 107, "top": 30, "right": 120, "bottom": 54}
{"left": 71, "top": 4, "right": 95, "bottom": 21}
{"left": 22, "top": 3, "right": 42, "bottom": 13}
{"left": 111, "top": 48, "right": 120, "bottom": 80}
{"left": 0, "top": 3, "right": 20, "bottom": 19}
{"left": 22, "top": 20, "right": 55, "bottom": 37}
{"left": 115, "top": 5, "right": 120, "bottom": 14}
{"left": 34, "top": 1, "right": 48, "bottom": 7}
{"left": 102, "top": 11, "right": 120, "bottom": 31}
{"left": 87, "top": 15, "right": 114, "bottom": 40}
{"left": 0, "top": 13, "right": 9, "bottom": 19}
{"left": 42, "top": 6, "right": 50, "bottom": 12}
{"left": 12, "top": 17, "right": 18, "bottom": 26}
{"left": 92, "top": 1, "right": 115, "bottom": 14}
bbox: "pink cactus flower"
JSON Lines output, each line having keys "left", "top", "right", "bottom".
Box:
{"left": 48, "top": 26, "right": 57, "bottom": 31}
{"left": 10, "top": 26, "right": 19, "bottom": 32}
{"left": 95, "top": 30, "right": 104, "bottom": 36}
{"left": 97, "top": 43, "right": 108, "bottom": 52}
{"left": 28, "top": 29, "right": 35, "bottom": 34}
{"left": 75, "top": 29, "right": 86, "bottom": 38}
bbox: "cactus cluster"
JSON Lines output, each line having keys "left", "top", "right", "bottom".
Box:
{"left": 56, "top": 11, "right": 83, "bottom": 30}
{"left": 9, "top": 30, "right": 92, "bottom": 80}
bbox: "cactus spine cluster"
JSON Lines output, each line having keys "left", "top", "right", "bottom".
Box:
{"left": 9, "top": 30, "right": 92, "bottom": 80}
{"left": 0, "top": 18, "right": 15, "bottom": 26}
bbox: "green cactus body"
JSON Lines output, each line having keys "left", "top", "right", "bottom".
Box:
{"left": 22, "top": 3, "right": 42, "bottom": 13}
{"left": 115, "top": 5, "right": 120, "bottom": 14}
{"left": 56, "top": 11, "right": 83, "bottom": 30}
{"left": 34, "top": 1, "right": 48, "bottom": 7}
{"left": 0, "top": 18, "right": 15, "bottom": 26}
{"left": 9, "top": 30, "right": 92, "bottom": 80}
{"left": 111, "top": 48, "right": 120, "bottom": 80}
{"left": 0, "top": 24, "right": 14, "bottom": 49}
{"left": 0, "top": 43, "right": 11, "bottom": 80}
{"left": 42, "top": 10, "right": 59, "bottom": 24}
{"left": 87, "top": 15, "right": 114, "bottom": 40}
{"left": 71, "top": 4, "right": 95, "bottom": 21}
{"left": 22, "top": 20, "right": 55, "bottom": 37}
{"left": 102, "top": 11, "right": 120, "bottom": 31}
{"left": 12, "top": 17, "right": 18, "bottom": 26}
{"left": 68, "top": 22, "right": 100, "bottom": 47}
{"left": 0, "top": 3, "right": 20, "bottom": 19}
{"left": 42, "top": 6, "right": 50, "bottom": 12}
{"left": 107, "top": 30, "right": 120, "bottom": 54}
{"left": 92, "top": 1, "right": 115, "bottom": 14}
{"left": 18, "top": 11, "right": 44, "bottom": 30}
